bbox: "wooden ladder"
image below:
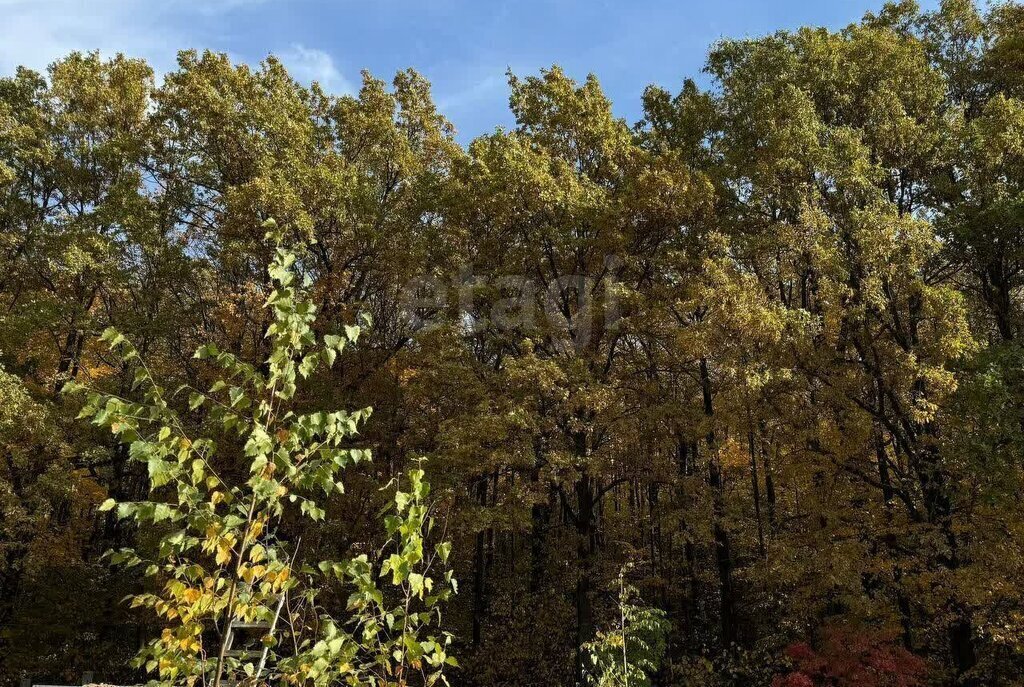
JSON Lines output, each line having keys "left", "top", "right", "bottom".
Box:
{"left": 221, "top": 591, "right": 287, "bottom": 681}
{"left": 223, "top": 620, "right": 272, "bottom": 659}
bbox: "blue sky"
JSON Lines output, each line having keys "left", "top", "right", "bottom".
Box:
{"left": 1, "top": 0, "right": 939, "bottom": 143}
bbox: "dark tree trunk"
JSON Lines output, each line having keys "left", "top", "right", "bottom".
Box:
{"left": 54, "top": 285, "right": 100, "bottom": 393}
{"left": 747, "top": 428, "right": 765, "bottom": 557}
{"left": 980, "top": 259, "right": 1014, "bottom": 341}
{"left": 763, "top": 438, "right": 777, "bottom": 529}
{"left": 55, "top": 327, "right": 84, "bottom": 393}
{"left": 529, "top": 436, "right": 551, "bottom": 595}
{"left": 574, "top": 466, "right": 596, "bottom": 682}
{"left": 907, "top": 297, "right": 977, "bottom": 681}
{"left": 700, "top": 357, "right": 735, "bottom": 647}
{"left": 472, "top": 477, "right": 488, "bottom": 646}
{"left": 673, "top": 439, "right": 700, "bottom": 648}
{"left": 648, "top": 481, "right": 662, "bottom": 581}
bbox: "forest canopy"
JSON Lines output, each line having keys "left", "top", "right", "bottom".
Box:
{"left": 2, "top": 0, "right": 1024, "bottom": 685}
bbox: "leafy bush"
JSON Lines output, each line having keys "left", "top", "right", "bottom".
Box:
{"left": 582, "top": 568, "right": 670, "bottom": 687}
{"left": 70, "top": 220, "right": 456, "bottom": 686}
{"left": 771, "top": 625, "right": 928, "bottom": 687}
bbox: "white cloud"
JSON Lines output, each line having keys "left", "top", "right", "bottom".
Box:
{"left": 0, "top": 1, "right": 352, "bottom": 101}
{"left": 277, "top": 43, "right": 353, "bottom": 95}
{"left": 178, "top": 0, "right": 268, "bottom": 15}
{"left": 0, "top": 1, "right": 165, "bottom": 75}
{"left": 0, "top": 0, "right": 265, "bottom": 77}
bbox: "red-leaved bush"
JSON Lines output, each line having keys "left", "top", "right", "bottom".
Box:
{"left": 772, "top": 626, "right": 928, "bottom": 687}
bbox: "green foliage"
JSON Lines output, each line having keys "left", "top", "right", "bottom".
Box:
{"left": 283, "top": 464, "right": 457, "bottom": 686}
{"left": 582, "top": 569, "right": 670, "bottom": 687}
{"left": 69, "top": 221, "right": 454, "bottom": 686}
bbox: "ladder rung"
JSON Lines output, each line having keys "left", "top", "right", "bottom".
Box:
{"left": 230, "top": 622, "right": 270, "bottom": 629}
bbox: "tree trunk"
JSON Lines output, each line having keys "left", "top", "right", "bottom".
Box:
{"left": 981, "top": 259, "right": 1014, "bottom": 341}
{"left": 763, "top": 437, "right": 777, "bottom": 529}
{"left": 673, "top": 438, "right": 700, "bottom": 648}
{"left": 529, "top": 435, "right": 551, "bottom": 595}
{"left": 747, "top": 428, "right": 765, "bottom": 557}
{"left": 575, "top": 466, "right": 596, "bottom": 682}
{"left": 700, "top": 357, "right": 735, "bottom": 647}
{"left": 472, "top": 477, "right": 488, "bottom": 646}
